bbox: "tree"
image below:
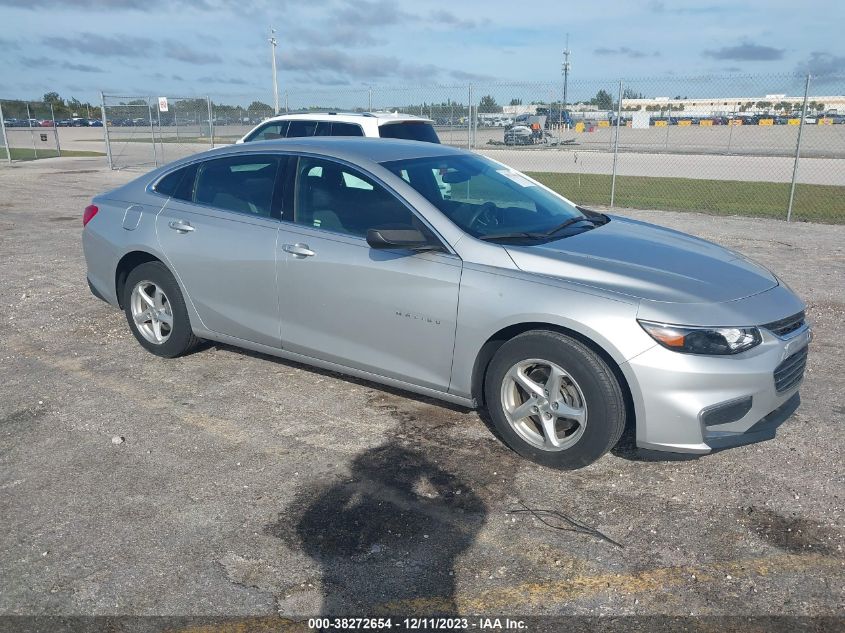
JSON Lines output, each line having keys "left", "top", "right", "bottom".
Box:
{"left": 43, "top": 92, "right": 63, "bottom": 105}
{"left": 479, "top": 94, "right": 501, "bottom": 113}
{"left": 247, "top": 100, "right": 273, "bottom": 113}
{"left": 509, "top": 98, "right": 522, "bottom": 106}
{"left": 622, "top": 88, "right": 643, "bottom": 100}
{"left": 591, "top": 89, "right": 613, "bottom": 110}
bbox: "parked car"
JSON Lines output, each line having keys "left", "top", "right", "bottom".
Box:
{"left": 237, "top": 112, "right": 440, "bottom": 144}
{"left": 82, "top": 138, "right": 810, "bottom": 469}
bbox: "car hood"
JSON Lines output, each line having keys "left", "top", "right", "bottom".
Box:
{"left": 504, "top": 216, "right": 777, "bottom": 304}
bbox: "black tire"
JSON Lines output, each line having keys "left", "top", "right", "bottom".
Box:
{"left": 123, "top": 261, "right": 200, "bottom": 358}
{"left": 483, "top": 330, "right": 626, "bottom": 469}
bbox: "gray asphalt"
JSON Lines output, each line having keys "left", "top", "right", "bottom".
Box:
{"left": 0, "top": 157, "right": 843, "bottom": 619}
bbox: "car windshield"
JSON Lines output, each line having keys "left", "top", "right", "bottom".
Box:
{"left": 380, "top": 154, "right": 605, "bottom": 241}
{"left": 378, "top": 121, "right": 440, "bottom": 143}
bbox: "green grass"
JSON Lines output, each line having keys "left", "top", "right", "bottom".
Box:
{"left": 526, "top": 172, "right": 845, "bottom": 224}
{"left": 111, "top": 136, "right": 240, "bottom": 144}
{"left": 5, "top": 148, "right": 106, "bottom": 161}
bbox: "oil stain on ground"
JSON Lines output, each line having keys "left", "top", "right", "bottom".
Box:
{"left": 742, "top": 506, "right": 837, "bottom": 555}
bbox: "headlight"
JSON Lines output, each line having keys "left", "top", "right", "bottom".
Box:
{"left": 638, "top": 320, "right": 762, "bottom": 355}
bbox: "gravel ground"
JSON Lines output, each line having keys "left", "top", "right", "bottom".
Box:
{"left": 0, "top": 157, "right": 843, "bottom": 621}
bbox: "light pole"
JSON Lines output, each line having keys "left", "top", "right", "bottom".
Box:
{"left": 561, "top": 34, "right": 571, "bottom": 129}
{"left": 269, "top": 27, "right": 279, "bottom": 115}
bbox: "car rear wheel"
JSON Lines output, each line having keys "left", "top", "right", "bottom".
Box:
{"left": 484, "top": 330, "right": 626, "bottom": 469}
{"left": 123, "top": 261, "right": 200, "bottom": 358}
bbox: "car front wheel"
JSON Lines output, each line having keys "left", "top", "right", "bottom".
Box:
{"left": 484, "top": 330, "right": 626, "bottom": 469}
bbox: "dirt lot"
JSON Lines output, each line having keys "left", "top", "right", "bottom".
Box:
{"left": 1, "top": 157, "right": 843, "bottom": 622}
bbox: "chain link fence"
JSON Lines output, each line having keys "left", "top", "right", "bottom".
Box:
{"left": 5, "top": 73, "right": 843, "bottom": 223}
{"left": 0, "top": 99, "right": 63, "bottom": 161}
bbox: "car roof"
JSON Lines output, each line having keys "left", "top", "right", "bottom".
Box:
{"left": 256, "top": 111, "right": 433, "bottom": 125}
{"left": 167, "top": 137, "right": 465, "bottom": 168}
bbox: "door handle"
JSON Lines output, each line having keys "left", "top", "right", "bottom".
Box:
{"left": 283, "top": 243, "right": 316, "bottom": 258}
{"left": 168, "top": 220, "right": 195, "bottom": 233}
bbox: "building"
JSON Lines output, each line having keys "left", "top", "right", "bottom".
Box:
{"left": 621, "top": 94, "right": 845, "bottom": 116}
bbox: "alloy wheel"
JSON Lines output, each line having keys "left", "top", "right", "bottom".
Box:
{"left": 500, "top": 358, "right": 588, "bottom": 451}
{"left": 129, "top": 280, "right": 173, "bottom": 345}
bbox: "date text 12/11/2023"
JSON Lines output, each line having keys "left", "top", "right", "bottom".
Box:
{"left": 307, "top": 617, "right": 528, "bottom": 630}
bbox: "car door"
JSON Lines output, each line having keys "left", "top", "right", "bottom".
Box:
{"left": 155, "top": 153, "right": 286, "bottom": 348}
{"left": 277, "top": 155, "right": 462, "bottom": 392}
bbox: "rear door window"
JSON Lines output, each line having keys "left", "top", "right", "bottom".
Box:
{"left": 378, "top": 121, "right": 440, "bottom": 143}
{"left": 193, "top": 155, "right": 281, "bottom": 218}
{"left": 287, "top": 120, "right": 319, "bottom": 138}
{"left": 331, "top": 122, "right": 364, "bottom": 136}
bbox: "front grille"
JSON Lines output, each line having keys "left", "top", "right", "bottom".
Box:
{"left": 763, "top": 311, "right": 805, "bottom": 338}
{"left": 774, "top": 346, "right": 809, "bottom": 393}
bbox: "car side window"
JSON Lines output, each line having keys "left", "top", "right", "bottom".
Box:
{"left": 193, "top": 155, "right": 280, "bottom": 217}
{"left": 294, "top": 157, "right": 417, "bottom": 237}
{"left": 331, "top": 122, "right": 364, "bottom": 136}
{"left": 247, "top": 121, "right": 288, "bottom": 141}
{"left": 154, "top": 163, "right": 198, "bottom": 201}
{"left": 286, "top": 120, "right": 318, "bottom": 138}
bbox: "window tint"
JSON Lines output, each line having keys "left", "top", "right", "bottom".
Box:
{"left": 331, "top": 122, "right": 364, "bottom": 136}
{"left": 193, "top": 155, "right": 279, "bottom": 217}
{"left": 378, "top": 121, "right": 440, "bottom": 143}
{"left": 294, "top": 157, "right": 416, "bottom": 237}
{"left": 154, "top": 163, "right": 198, "bottom": 201}
{"left": 154, "top": 167, "right": 186, "bottom": 196}
{"left": 246, "top": 121, "right": 288, "bottom": 141}
{"left": 286, "top": 120, "right": 319, "bottom": 138}
{"left": 314, "top": 121, "right": 332, "bottom": 136}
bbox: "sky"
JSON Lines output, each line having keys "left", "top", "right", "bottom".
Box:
{"left": 0, "top": 0, "right": 843, "bottom": 106}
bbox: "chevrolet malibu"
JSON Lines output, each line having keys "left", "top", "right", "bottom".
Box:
{"left": 82, "top": 138, "right": 810, "bottom": 469}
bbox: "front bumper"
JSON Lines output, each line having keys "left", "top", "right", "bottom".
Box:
{"left": 621, "top": 324, "right": 811, "bottom": 454}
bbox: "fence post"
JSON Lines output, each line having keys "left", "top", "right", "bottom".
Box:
{"left": 467, "top": 84, "right": 473, "bottom": 150}
{"left": 147, "top": 97, "right": 158, "bottom": 167}
{"left": 610, "top": 80, "right": 623, "bottom": 208}
{"left": 0, "top": 101, "right": 11, "bottom": 164}
{"left": 26, "top": 103, "right": 37, "bottom": 159}
{"left": 207, "top": 96, "right": 214, "bottom": 148}
{"left": 100, "top": 91, "right": 113, "bottom": 170}
{"left": 50, "top": 104, "right": 61, "bottom": 156}
{"left": 786, "top": 74, "right": 811, "bottom": 222}
{"left": 156, "top": 102, "right": 164, "bottom": 163}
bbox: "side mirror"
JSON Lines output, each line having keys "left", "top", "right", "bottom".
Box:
{"left": 366, "top": 228, "right": 438, "bottom": 252}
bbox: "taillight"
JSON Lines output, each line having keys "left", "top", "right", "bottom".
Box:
{"left": 83, "top": 204, "right": 99, "bottom": 227}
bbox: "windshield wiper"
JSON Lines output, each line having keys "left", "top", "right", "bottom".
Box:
{"left": 542, "top": 215, "right": 604, "bottom": 237}
{"left": 477, "top": 231, "right": 546, "bottom": 242}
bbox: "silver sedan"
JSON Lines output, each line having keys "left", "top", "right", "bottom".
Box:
{"left": 82, "top": 138, "right": 810, "bottom": 468}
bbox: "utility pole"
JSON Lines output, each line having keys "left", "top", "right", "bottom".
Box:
{"left": 561, "top": 34, "right": 571, "bottom": 129}
{"left": 269, "top": 27, "right": 280, "bottom": 115}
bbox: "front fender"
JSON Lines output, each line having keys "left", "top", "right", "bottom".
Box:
{"left": 448, "top": 264, "right": 656, "bottom": 400}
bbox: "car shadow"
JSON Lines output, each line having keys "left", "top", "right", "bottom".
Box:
{"left": 267, "top": 439, "right": 487, "bottom": 616}
{"left": 209, "top": 342, "right": 472, "bottom": 415}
